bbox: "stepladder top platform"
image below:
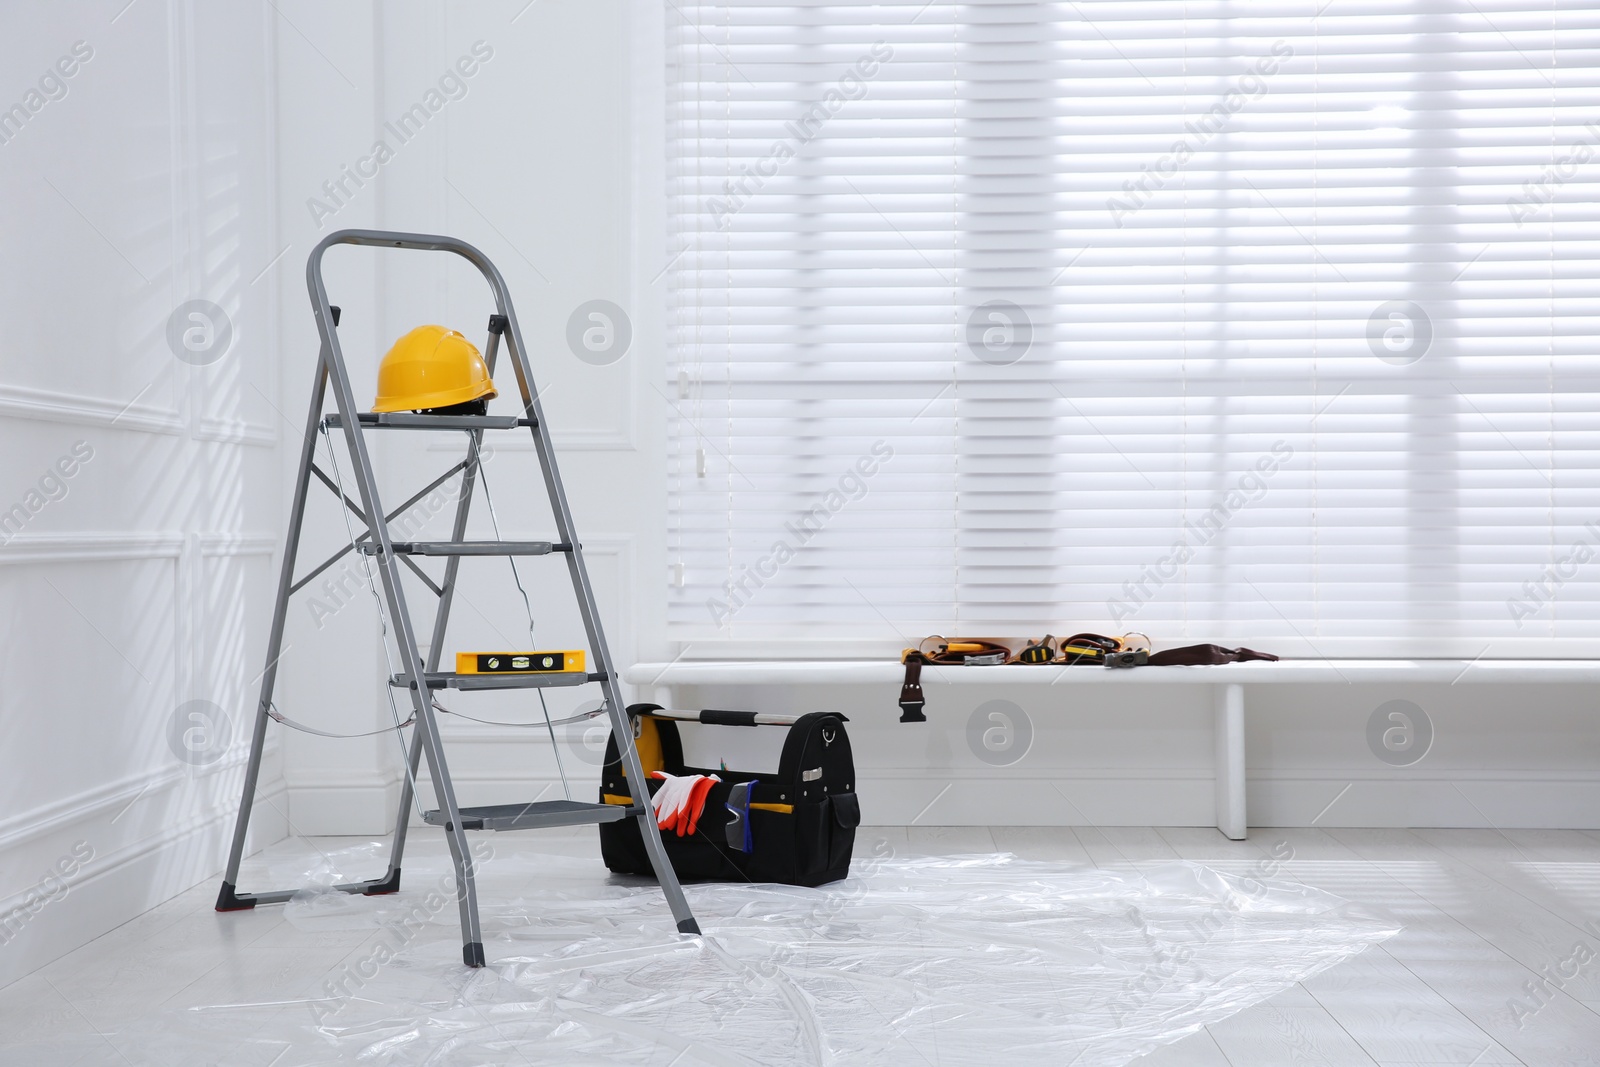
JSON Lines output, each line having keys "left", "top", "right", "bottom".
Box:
{"left": 322, "top": 412, "right": 534, "bottom": 431}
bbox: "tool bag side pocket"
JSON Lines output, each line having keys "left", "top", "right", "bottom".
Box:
{"left": 771, "top": 712, "right": 855, "bottom": 886}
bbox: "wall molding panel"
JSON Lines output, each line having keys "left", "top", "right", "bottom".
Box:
{"left": 194, "top": 416, "right": 277, "bottom": 447}
{"left": 0, "top": 383, "right": 184, "bottom": 436}
{"left": 0, "top": 531, "right": 275, "bottom": 564}
{"left": 0, "top": 533, "right": 185, "bottom": 564}
{"left": 0, "top": 0, "right": 288, "bottom": 992}
{"left": 196, "top": 532, "right": 277, "bottom": 557}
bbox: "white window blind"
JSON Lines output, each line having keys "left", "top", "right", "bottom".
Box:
{"left": 664, "top": 1, "right": 1600, "bottom": 658}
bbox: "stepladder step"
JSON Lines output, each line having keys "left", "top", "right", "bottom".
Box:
{"left": 356, "top": 540, "right": 568, "bottom": 557}
{"left": 390, "top": 670, "right": 598, "bottom": 691}
{"left": 422, "top": 800, "right": 631, "bottom": 832}
{"left": 322, "top": 411, "right": 533, "bottom": 431}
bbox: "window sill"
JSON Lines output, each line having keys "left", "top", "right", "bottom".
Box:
{"left": 625, "top": 658, "right": 1600, "bottom": 688}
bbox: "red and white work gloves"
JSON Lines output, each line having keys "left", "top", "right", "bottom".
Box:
{"left": 650, "top": 771, "right": 721, "bottom": 836}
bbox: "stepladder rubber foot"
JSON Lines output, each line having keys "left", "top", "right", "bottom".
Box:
{"left": 463, "top": 941, "right": 486, "bottom": 968}
{"left": 214, "top": 881, "right": 256, "bottom": 912}
{"left": 364, "top": 867, "right": 401, "bottom": 895}
{"left": 677, "top": 918, "right": 702, "bottom": 936}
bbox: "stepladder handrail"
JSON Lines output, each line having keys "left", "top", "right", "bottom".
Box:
{"left": 303, "top": 228, "right": 537, "bottom": 436}
{"left": 300, "top": 228, "right": 599, "bottom": 663}
{"left": 305, "top": 228, "right": 523, "bottom": 349}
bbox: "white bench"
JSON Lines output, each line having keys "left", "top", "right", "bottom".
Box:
{"left": 624, "top": 659, "right": 1600, "bottom": 839}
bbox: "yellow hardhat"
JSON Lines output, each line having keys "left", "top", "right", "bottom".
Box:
{"left": 371, "top": 325, "right": 498, "bottom": 413}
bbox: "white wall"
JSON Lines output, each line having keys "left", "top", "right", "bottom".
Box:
{"left": 0, "top": 0, "right": 284, "bottom": 985}
{"left": 0, "top": 0, "right": 655, "bottom": 987}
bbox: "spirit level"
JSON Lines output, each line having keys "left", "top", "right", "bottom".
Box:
{"left": 455, "top": 650, "right": 586, "bottom": 674}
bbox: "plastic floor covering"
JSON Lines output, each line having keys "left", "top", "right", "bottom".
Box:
{"left": 4, "top": 838, "right": 1399, "bottom": 1065}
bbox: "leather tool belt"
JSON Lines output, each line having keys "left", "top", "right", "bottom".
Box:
{"left": 897, "top": 633, "right": 1275, "bottom": 722}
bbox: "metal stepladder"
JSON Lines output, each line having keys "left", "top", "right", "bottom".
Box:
{"left": 216, "top": 229, "right": 699, "bottom": 967}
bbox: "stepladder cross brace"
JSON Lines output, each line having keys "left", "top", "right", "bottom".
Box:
{"left": 216, "top": 229, "right": 700, "bottom": 968}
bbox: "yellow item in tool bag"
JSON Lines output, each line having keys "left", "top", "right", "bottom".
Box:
{"left": 371, "top": 325, "right": 498, "bottom": 413}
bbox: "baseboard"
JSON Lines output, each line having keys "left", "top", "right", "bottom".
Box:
{"left": 1250, "top": 776, "right": 1600, "bottom": 830}
{"left": 284, "top": 771, "right": 401, "bottom": 836}
{"left": 0, "top": 777, "right": 287, "bottom": 990}
{"left": 859, "top": 774, "right": 1219, "bottom": 827}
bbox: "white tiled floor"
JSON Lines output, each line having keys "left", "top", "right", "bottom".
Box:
{"left": 5, "top": 825, "right": 1600, "bottom": 1065}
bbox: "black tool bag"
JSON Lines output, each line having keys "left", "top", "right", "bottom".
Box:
{"left": 598, "top": 704, "right": 860, "bottom": 887}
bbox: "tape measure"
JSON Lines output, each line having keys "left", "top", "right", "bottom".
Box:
{"left": 455, "top": 651, "right": 586, "bottom": 674}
